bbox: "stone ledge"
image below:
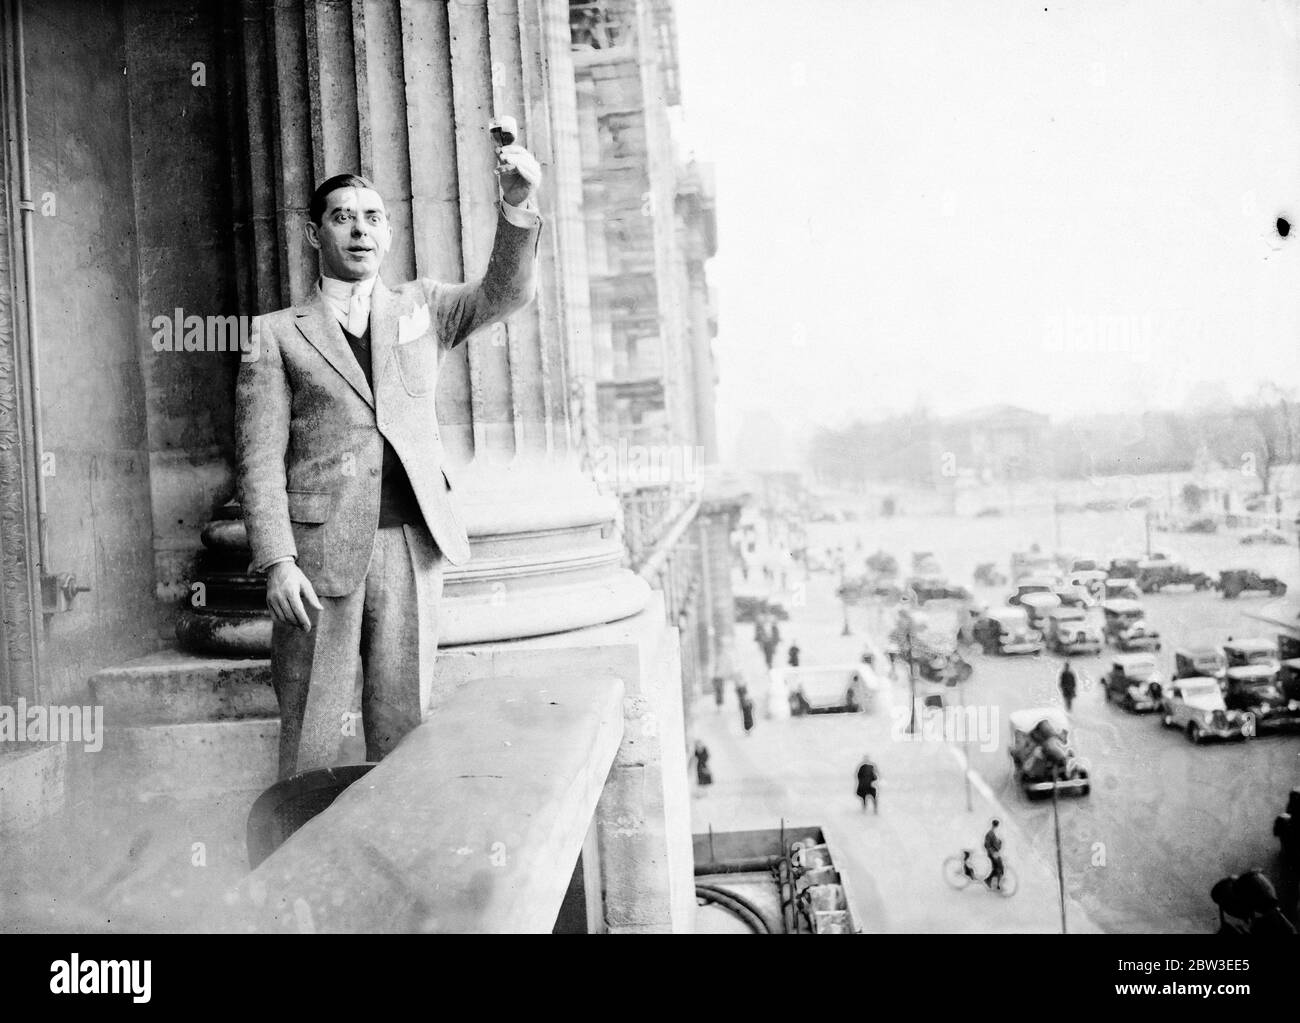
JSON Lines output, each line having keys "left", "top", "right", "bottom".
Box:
{"left": 0, "top": 743, "right": 67, "bottom": 835}
{"left": 89, "top": 647, "right": 275, "bottom": 726}
{"left": 215, "top": 672, "right": 624, "bottom": 933}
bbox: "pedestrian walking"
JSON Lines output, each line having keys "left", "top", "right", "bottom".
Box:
{"left": 711, "top": 674, "right": 726, "bottom": 711}
{"left": 740, "top": 693, "right": 755, "bottom": 734}
{"left": 855, "top": 755, "right": 879, "bottom": 813}
{"left": 787, "top": 641, "right": 801, "bottom": 668}
{"left": 693, "top": 740, "right": 713, "bottom": 787}
{"left": 1058, "top": 658, "right": 1078, "bottom": 712}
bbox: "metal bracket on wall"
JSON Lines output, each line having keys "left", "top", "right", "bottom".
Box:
{"left": 41, "top": 572, "right": 90, "bottom": 615}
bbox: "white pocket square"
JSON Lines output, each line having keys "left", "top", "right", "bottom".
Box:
{"left": 397, "top": 303, "right": 431, "bottom": 345}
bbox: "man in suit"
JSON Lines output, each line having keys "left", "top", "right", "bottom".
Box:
{"left": 235, "top": 141, "right": 542, "bottom": 780}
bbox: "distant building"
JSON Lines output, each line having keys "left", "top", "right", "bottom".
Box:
{"left": 941, "top": 404, "right": 1051, "bottom": 481}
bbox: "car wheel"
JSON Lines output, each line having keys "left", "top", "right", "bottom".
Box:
{"left": 1187, "top": 722, "right": 1203, "bottom": 745}
{"left": 1079, "top": 783, "right": 1090, "bottom": 797}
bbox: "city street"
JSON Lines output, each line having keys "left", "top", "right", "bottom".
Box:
{"left": 698, "top": 511, "right": 1300, "bottom": 933}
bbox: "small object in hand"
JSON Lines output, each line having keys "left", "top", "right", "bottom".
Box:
{"left": 489, "top": 115, "right": 518, "bottom": 151}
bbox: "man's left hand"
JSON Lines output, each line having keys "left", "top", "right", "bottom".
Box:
{"left": 497, "top": 144, "right": 541, "bottom": 206}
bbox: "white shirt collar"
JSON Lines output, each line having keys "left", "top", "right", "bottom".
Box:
{"left": 319, "top": 274, "right": 378, "bottom": 302}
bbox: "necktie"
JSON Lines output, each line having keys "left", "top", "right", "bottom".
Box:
{"left": 347, "top": 283, "right": 368, "bottom": 336}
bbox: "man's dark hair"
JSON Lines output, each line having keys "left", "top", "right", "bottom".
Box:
{"left": 309, "top": 173, "right": 376, "bottom": 226}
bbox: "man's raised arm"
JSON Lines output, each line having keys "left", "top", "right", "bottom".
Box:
{"left": 425, "top": 142, "right": 543, "bottom": 348}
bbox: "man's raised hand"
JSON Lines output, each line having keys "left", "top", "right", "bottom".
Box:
{"left": 496, "top": 144, "right": 541, "bottom": 207}
{"left": 266, "top": 560, "right": 324, "bottom": 632}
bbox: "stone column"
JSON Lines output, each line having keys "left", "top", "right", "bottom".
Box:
{"left": 220, "top": 0, "right": 648, "bottom": 644}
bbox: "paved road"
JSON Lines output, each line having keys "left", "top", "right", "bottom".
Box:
{"left": 957, "top": 586, "right": 1300, "bottom": 933}
{"left": 711, "top": 538, "right": 1300, "bottom": 932}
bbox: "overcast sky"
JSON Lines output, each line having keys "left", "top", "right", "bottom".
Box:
{"left": 674, "top": 0, "right": 1300, "bottom": 463}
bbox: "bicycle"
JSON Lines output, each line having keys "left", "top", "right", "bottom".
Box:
{"left": 943, "top": 850, "right": 1018, "bottom": 897}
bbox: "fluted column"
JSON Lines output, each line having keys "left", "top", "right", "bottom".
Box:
{"left": 224, "top": 0, "right": 648, "bottom": 645}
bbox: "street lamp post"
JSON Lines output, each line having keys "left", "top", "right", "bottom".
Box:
{"left": 1052, "top": 774, "right": 1068, "bottom": 934}
{"left": 905, "top": 623, "right": 918, "bottom": 735}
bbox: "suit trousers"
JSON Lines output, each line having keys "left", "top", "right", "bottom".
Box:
{"left": 270, "top": 521, "right": 444, "bottom": 779}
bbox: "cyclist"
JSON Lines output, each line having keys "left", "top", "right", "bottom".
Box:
{"left": 983, "top": 819, "right": 1005, "bottom": 891}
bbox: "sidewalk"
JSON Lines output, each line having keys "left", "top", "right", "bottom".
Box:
{"left": 691, "top": 566, "right": 1102, "bottom": 933}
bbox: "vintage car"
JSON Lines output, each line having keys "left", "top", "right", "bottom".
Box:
{"left": 1063, "top": 569, "right": 1107, "bottom": 603}
{"left": 973, "top": 605, "right": 1044, "bottom": 656}
{"left": 1103, "top": 653, "right": 1164, "bottom": 712}
{"left": 1174, "top": 645, "right": 1227, "bottom": 683}
{"left": 778, "top": 664, "right": 881, "bottom": 717}
{"left": 1239, "top": 527, "right": 1292, "bottom": 546}
{"left": 1008, "top": 708, "right": 1090, "bottom": 798}
{"left": 1019, "top": 591, "right": 1063, "bottom": 632}
{"left": 1279, "top": 658, "right": 1300, "bottom": 702}
{"left": 1275, "top": 788, "right": 1300, "bottom": 862}
{"left": 1044, "top": 607, "right": 1103, "bottom": 655}
{"left": 1068, "top": 555, "right": 1103, "bottom": 574}
{"left": 1107, "top": 557, "right": 1143, "bottom": 580}
{"left": 1222, "top": 664, "right": 1300, "bottom": 733}
{"left": 1102, "top": 577, "right": 1142, "bottom": 602}
{"left": 973, "top": 562, "right": 1007, "bottom": 587}
{"left": 1159, "top": 676, "right": 1249, "bottom": 743}
{"left": 909, "top": 578, "right": 972, "bottom": 604}
{"left": 1102, "top": 599, "right": 1161, "bottom": 651}
{"left": 1223, "top": 638, "right": 1279, "bottom": 670}
{"left": 1218, "top": 569, "right": 1287, "bottom": 599}
{"left": 1136, "top": 561, "right": 1214, "bottom": 593}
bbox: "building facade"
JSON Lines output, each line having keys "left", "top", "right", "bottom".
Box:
{"left": 0, "top": 0, "right": 730, "bottom": 933}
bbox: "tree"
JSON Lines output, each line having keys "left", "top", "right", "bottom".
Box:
{"left": 1241, "top": 383, "right": 1297, "bottom": 495}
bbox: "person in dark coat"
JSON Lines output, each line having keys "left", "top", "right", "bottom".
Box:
{"left": 711, "top": 674, "right": 725, "bottom": 712}
{"left": 693, "top": 740, "right": 713, "bottom": 787}
{"left": 855, "top": 755, "right": 879, "bottom": 813}
{"left": 1058, "top": 659, "right": 1078, "bottom": 712}
{"left": 740, "top": 693, "right": 755, "bottom": 734}
{"left": 787, "top": 641, "right": 801, "bottom": 668}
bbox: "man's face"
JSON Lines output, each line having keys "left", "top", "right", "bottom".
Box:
{"left": 307, "top": 186, "right": 391, "bottom": 281}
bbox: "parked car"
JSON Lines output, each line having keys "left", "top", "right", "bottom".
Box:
{"left": 910, "top": 578, "right": 972, "bottom": 604}
{"left": 1223, "top": 638, "right": 1279, "bottom": 670}
{"left": 1240, "top": 527, "right": 1291, "bottom": 546}
{"left": 778, "top": 664, "right": 880, "bottom": 717}
{"left": 1064, "top": 569, "right": 1107, "bottom": 603}
{"left": 1222, "top": 664, "right": 1300, "bottom": 733}
{"left": 1107, "top": 557, "right": 1143, "bottom": 580}
{"left": 1068, "top": 555, "right": 1103, "bottom": 574}
{"left": 1103, "top": 653, "right": 1164, "bottom": 712}
{"left": 1159, "top": 676, "right": 1249, "bottom": 743}
{"left": 973, "top": 605, "right": 1044, "bottom": 656}
{"left": 1008, "top": 577, "right": 1058, "bottom": 605}
{"left": 1102, "top": 577, "right": 1142, "bottom": 602}
{"left": 1102, "top": 599, "right": 1161, "bottom": 651}
{"left": 973, "top": 562, "right": 1007, "bottom": 587}
{"left": 1279, "top": 658, "right": 1300, "bottom": 702}
{"left": 1275, "top": 788, "right": 1300, "bottom": 862}
{"left": 1174, "top": 646, "right": 1227, "bottom": 683}
{"left": 1218, "top": 569, "right": 1287, "bottom": 599}
{"left": 1044, "top": 606, "right": 1103, "bottom": 655}
{"left": 1136, "top": 562, "right": 1213, "bottom": 593}
{"left": 1008, "top": 708, "right": 1090, "bottom": 798}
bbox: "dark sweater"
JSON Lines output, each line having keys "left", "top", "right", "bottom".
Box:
{"left": 342, "top": 324, "right": 426, "bottom": 529}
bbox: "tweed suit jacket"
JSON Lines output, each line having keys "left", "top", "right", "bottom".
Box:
{"left": 235, "top": 210, "right": 540, "bottom": 597}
